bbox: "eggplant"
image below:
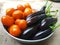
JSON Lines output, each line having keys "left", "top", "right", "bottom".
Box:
{"left": 26, "top": 11, "right": 45, "bottom": 20}
{"left": 26, "top": 6, "right": 47, "bottom": 26}
{"left": 40, "top": 17, "right": 57, "bottom": 30}
{"left": 33, "top": 28, "right": 52, "bottom": 40}
{"left": 20, "top": 27, "right": 34, "bottom": 40}
{"left": 26, "top": 6, "right": 46, "bottom": 19}
{"left": 20, "top": 17, "right": 57, "bottom": 40}
{"left": 26, "top": 14, "right": 47, "bottom": 26}
{"left": 20, "top": 22, "right": 41, "bottom": 40}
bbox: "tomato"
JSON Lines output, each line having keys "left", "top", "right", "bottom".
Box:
{"left": 6, "top": 8, "right": 15, "bottom": 16}
{"left": 15, "top": 19, "right": 27, "bottom": 30}
{"left": 17, "top": 4, "right": 25, "bottom": 11}
{"left": 15, "top": 19, "right": 20, "bottom": 25}
{"left": 23, "top": 8, "right": 32, "bottom": 17}
{"left": 12, "top": 10, "right": 23, "bottom": 19}
{"left": 1, "top": 15, "right": 14, "bottom": 27}
{"left": 24, "top": 3, "right": 31, "bottom": 9}
{"left": 8, "top": 25, "right": 21, "bottom": 37}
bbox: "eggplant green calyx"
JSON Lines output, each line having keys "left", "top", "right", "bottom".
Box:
{"left": 50, "top": 24, "right": 60, "bottom": 31}
{"left": 46, "top": 9, "right": 58, "bottom": 17}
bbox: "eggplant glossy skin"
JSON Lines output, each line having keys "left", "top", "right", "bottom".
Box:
{"left": 20, "top": 27, "right": 38, "bottom": 40}
{"left": 26, "top": 14, "right": 47, "bottom": 26}
{"left": 26, "top": 6, "right": 46, "bottom": 20}
{"left": 26, "top": 11, "right": 45, "bottom": 20}
{"left": 40, "top": 17, "right": 57, "bottom": 30}
{"left": 26, "top": 6, "right": 46, "bottom": 26}
{"left": 20, "top": 22, "right": 41, "bottom": 40}
{"left": 20, "top": 27, "right": 33, "bottom": 39}
{"left": 33, "top": 28, "right": 52, "bottom": 40}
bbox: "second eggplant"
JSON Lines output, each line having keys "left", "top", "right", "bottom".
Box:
{"left": 26, "top": 14, "right": 47, "bottom": 26}
{"left": 33, "top": 28, "right": 52, "bottom": 40}
{"left": 20, "top": 21, "right": 41, "bottom": 40}
{"left": 26, "top": 6, "right": 46, "bottom": 19}
{"left": 39, "top": 17, "right": 57, "bottom": 30}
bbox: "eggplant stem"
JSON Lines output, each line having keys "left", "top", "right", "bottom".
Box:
{"left": 45, "top": 2, "right": 52, "bottom": 12}
{"left": 45, "top": 0, "right": 48, "bottom": 6}
{"left": 50, "top": 24, "right": 60, "bottom": 31}
{"left": 52, "top": 10, "right": 58, "bottom": 18}
{"left": 45, "top": 2, "right": 53, "bottom": 17}
{"left": 50, "top": 10, "right": 57, "bottom": 12}
{"left": 54, "top": 24, "right": 60, "bottom": 30}
{"left": 46, "top": 9, "right": 58, "bottom": 18}
{"left": 47, "top": 2, "right": 52, "bottom": 10}
{"left": 55, "top": 10, "right": 58, "bottom": 16}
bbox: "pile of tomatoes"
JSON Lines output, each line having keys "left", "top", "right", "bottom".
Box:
{"left": 1, "top": 3, "right": 36, "bottom": 37}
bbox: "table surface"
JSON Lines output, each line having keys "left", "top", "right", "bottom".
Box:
{"left": 0, "top": 1, "right": 60, "bottom": 45}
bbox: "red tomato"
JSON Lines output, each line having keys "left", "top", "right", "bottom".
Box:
{"left": 6, "top": 8, "right": 15, "bottom": 16}
{"left": 12, "top": 10, "right": 23, "bottom": 19}
{"left": 15, "top": 19, "right": 27, "bottom": 30}
{"left": 1, "top": 15, "right": 14, "bottom": 27}
{"left": 8, "top": 25, "right": 21, "bottom": 37}
{"left": 24, "top": 3, "right": 31, "bottom": 9}
{"left": 17, "top": 4, "right": 25, "bottom": 11}
{"left": 23, "top": 8, "right": 32, "bottom": 18}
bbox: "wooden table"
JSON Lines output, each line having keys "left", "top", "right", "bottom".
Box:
{"left": 0, "top": 1, "right": 60, "bottom": 45}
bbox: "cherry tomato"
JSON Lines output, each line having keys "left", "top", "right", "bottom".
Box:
{"left": 6, "top": 8, "right": 15, "bottom": 16}
{"left": 23, "top": 8, "right": 32, "bottom": 18}
{"left": 1, "top": 15, "right": 14, "bottom": 27}
{"left": 12, "top": 10, "right": 23, "bottom": 19}
{"left": 8, "top": 25, "right": 21, "bottom": 37}
{"left": 15, "top": 19, "right": 27, "bottom": 30}
{"left": 17, "top": 4, "right": 25, "bottom": 11}
{"left": 24, "top": 3, "right": 31, "bottom": 9}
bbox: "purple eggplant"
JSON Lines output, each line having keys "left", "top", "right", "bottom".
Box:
{"left": 20, "top": 22, "right": 41, "bottom": 40}
{"left": 26, "top": 6, "right": 46, "bottom": 20}
{"left": 40, "top": 17, "right": 57, "bottom": 30}
{"left": 33, "top": 28, "right": 52, "bottom": 40}
{"left": 26, "top": 14, "right": 47, "bottom": 26}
